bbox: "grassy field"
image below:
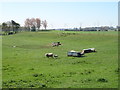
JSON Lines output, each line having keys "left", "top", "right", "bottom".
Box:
{"left": 2, "top": 31, "right": 118, "bottom": 88}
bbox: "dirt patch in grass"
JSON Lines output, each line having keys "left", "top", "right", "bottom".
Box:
{"left": 17, "top": 45, "right": 51, "bottom": 49}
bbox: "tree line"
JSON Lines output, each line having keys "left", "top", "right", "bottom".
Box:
{"left": 2, "top": 20, "right": 20, "bottom": 35}
{"left": 1, "top": 18, "right": 48, "bottom": 35}
{"left": 24, "top": 18, "right": 47, "bottom": 31}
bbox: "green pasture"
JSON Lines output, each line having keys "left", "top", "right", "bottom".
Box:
{"left": 2, "top": 31, "right": 118, "bottom": 88}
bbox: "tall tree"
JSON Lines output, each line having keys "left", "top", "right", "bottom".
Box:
{"left": 11, "top": 20, "right": 20, "bottom": 33}
{"left": 24, "top": 18, "right": 31, "bottom": 31}
{"left": 42, "top": 20, "right": 47, "bottom": 30}
{"left": 24, "top": 18, "right": 47, "bottom": 31}
{"left": 2, "top": 22, "right": 8, "bottom": 34}
{"left": 30, "top": 18, "right": 36, "bottom": 31}
{"left": 36, "top": 18, "right": 41, "bottom": 30}
{"left": 14, "top": 23, "right": 20, "bottom": 33}
{"left": 11, "top": 20, "right": 16, "bottom": 32}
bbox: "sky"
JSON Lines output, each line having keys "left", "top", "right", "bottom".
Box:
{"left": 1, "top": 1, "right": 118, "bottom": 29}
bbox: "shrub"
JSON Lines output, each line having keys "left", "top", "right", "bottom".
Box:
{"left": 97, "top": 78, "right": 108, "bottom": 82}
{"left": 33, "top": 74, "right": 39, "bottom": 77}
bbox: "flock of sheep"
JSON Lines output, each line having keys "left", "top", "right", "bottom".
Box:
{"left": 12, "top": 42, "right": 96, "bottom": 58}
{"left": 45, "top": 42, "right": 96, "bottom": 58}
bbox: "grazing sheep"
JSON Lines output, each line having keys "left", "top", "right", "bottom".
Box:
{"left": 89, "top": 48, "right": 96, "bottom": 52}
{"left": 80, "top": 51, "right": 84, "bottom": 55}
{"left": 52, "top": 42, "right": 61, "bottom": 47}
{"left": 70, "top": 50, "right": 76, "bottom": 52}
{"left": 45, "top": 53, "right": 58, "bottom": 58}
{"left": 82, "top": 48, "right": 96, "bottom": 54}
{"left": 45, "top": 53, "right": 54, "bottom": 58}
{"left": 53, "top": 54, "right": 58, "bottom": 58}
{"left": 67, "top": 50, "right": 84, "bottom": 57}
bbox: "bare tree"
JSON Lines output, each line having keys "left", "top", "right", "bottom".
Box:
{"left": 24, "top": 18, "right": 47, "bottom": 31}
{"left": 36, "top": 18, "right": 41, "bottom": 30}
{"left": 31, "top": 18, "right": 36, "bottom": 26}
{"left": 24, "top": 18, "right": 31, "bottom": 31}
{"left": 42, "top": 20, "right": 47, "bottom": 30}
{"left": 24, "top": 18, "right": 36, "bottom": 31}
{"left": 30, "top": 18, "right": 37, "bottom": 31}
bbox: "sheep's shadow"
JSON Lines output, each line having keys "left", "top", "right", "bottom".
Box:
{"left": 67, "top": 55, "right": 86, "bottom": 58}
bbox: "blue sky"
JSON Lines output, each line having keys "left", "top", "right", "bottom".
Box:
{"left": 1, "top": 2, "right": 118, "bottom": 29}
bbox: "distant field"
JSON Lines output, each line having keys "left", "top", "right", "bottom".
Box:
{"left": 2, "top": 31, "right": 118, "bottom": 88}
